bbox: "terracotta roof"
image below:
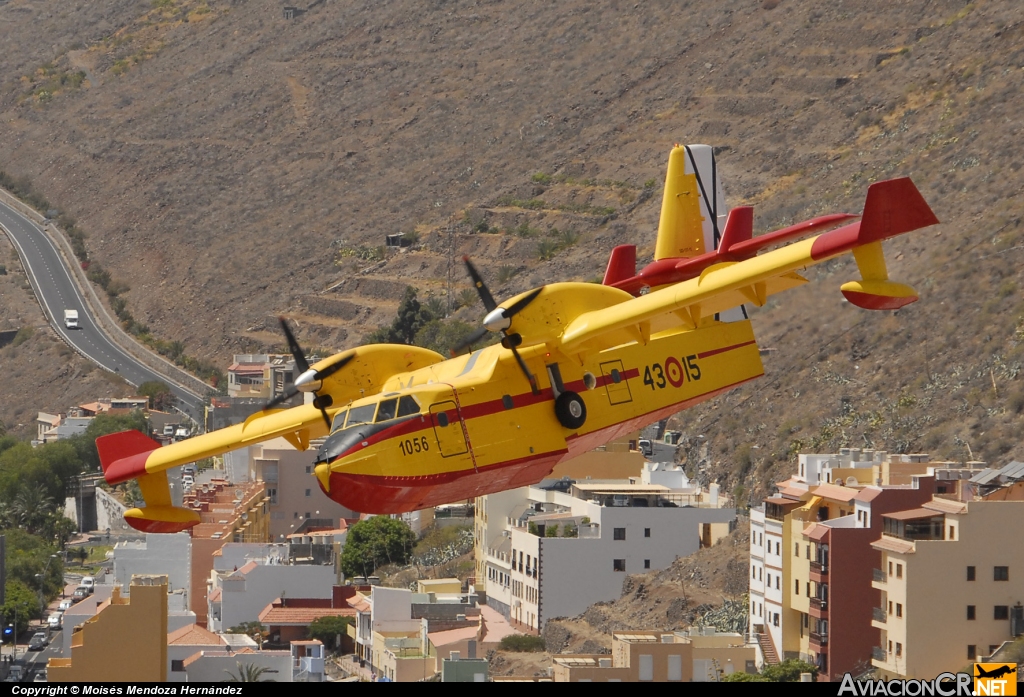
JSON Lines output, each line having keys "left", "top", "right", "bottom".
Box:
{"left": 871, "top": 536, "right": 916, "bottom": 554}
{"left": 428, "top": 626, "right": 479, "bottom": 646}
{"left": 259, "top": 603, "right": 357, "bottom": 626}
{"left": 811, "top": 483, "right": 859, "bottom": 502}
{"left": 923, "top": 498, "right": 967, "bottom": 514}
{"left": 764, "top": 496, "right": 797, "bottom": 506}
{"left": 237, "top": 561, "right": 259, "bottom": 575}
{"left": 168, "top": 624, "right": 225, "bottom": 646}
{"left": 350, "top": 598, "right": 371, "bottom": 613}
{"left": 884, "top": 508, "right": 941, "bottom": 521}
{"left": 208, "top": 588, "right": 222, "bottom": 602}
{"left": 854, "top": 487, "right": 885, "bottom": 502}
{"left": 803, "top": 523, "right": 830, "bottom": 541}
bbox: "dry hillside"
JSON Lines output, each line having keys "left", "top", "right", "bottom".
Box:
{"left": 0, "top": 0, "right": 1023, "bottom": 501}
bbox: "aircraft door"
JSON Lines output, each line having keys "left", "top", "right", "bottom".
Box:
{"left": 600, "top": 360, "right": 633, "bottom": 405}
{"left": 429, "top": 400, "right": 469, "bottom": 457}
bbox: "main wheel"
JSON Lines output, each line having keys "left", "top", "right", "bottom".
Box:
{"left": 554, "top": 391, "right": 587, "bottom": 430}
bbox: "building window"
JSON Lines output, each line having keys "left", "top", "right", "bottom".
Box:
{"left": 644, "top": 559, "right": 651, "bottom": 569}
{"left": 888, "top": 641, "right": 892, "bottom": 653}
{"left": 806, "top": 545, "right": 810, "bottom": 559}
{"left": 948, "top": 525, "right": 955, "bottom": 540}
{"left": 293, "top": 512, "right": 299, "bottom": 519}
{"left": 305, "top": 488, "right": 311, "bottom": 497}
{"left": 967, "top": 566, "right": 976, "bottom": 581}
{"left": 967, "top": 605, "right": 976, "bottom": 620}
{"left": 644, "top": 528, "right": 651, "bottom": 538}
{"left": 889, "top": 601, "right": 893, "bottom": 615}
{"left": 773, "top": 613, "right": 779, "bottom": 627}
{"left": 753, "top": 566, "right": 757, "bottom": 579}
{"left": 267, "top": 488, "right": 278, "bottom": 505}
{"left": 767, "top": 573, "right": 771, "bottom": 586}
{"left": 795, "top": 543, "right": 800, "bottom": 557}
{"left": 994, "top": 566, "right": 1009, "bottom": 581}
{"left": 994, "top": 606, "right": 1009, "bottom": 620}
{"left": 305, "top": 512, "right": 310, "bottom": 518}
{"left": 888, "top": 561, "right": 893, "bottom": 575}
{"left": 305, "top": 465, "right": 311, "bottom": 474}
{"left": 896, "top": 603, "right": 902, "bottom": 618}
{"left": 171, "top": 660, "right": 185, "bottom": 672}
{"left": 895, "top": 643, "right": 902, "bottom": 657}
{"left": 613, "top": 559, "right": 625, "bottom": 572}
{"left": 795, "top": 579, "right": 800, "bottom": 595}
{"left": 895, "top": 564, "right": 903, "bottom": 579}
{"left": 614, "top": 527, "right": 626, "bottom": 540}
{"left": 968, "top": 645, "right": 977, "bottom": 660}
{"left": 776, "top": 576, "right": 780, "bottom": 590}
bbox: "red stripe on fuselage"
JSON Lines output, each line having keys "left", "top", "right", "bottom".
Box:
{"left": 697, "top": 340, "right": 757, "bottom": 360}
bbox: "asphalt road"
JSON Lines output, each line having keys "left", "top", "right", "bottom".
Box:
{"left": 0, "top": 199, "right": 205, "bottom": 422}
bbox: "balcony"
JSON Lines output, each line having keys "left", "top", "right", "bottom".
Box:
{"left": 872, "top": 568, "right": 886, "bottom": 583}
{"left": 809, "top": 560, "right": 828, "bottom": 579}
{"left": 872, "top": 607, "right": 887, "bottom": 624}
{"left": 872, "top": 646, "right": 887, "bottom": 662}
{"left": 809, "top": 632, "right": 829, "bottom": 648}
{"left": 809, "top": 597, "right": 829, "bottom": 616}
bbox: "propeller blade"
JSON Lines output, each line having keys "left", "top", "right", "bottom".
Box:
{"left": 450, "top": 326, "right": 490, "bottom": 357}
{"left": 264, "top": 387, "right": 300, "bottom": 411}
{"left": 313, "top": 353, "right": 354, "bottom": 382}
{"left": 279, "top": 317, "right": 310, "bottom": 374}
{"left": 510, "top": 345, "right": 540, "bottom": 396}
{"left": 462, "top": 256, "right": 498, "bottom": 313}
{"left": 502, "top": 286, "right": 543, "bottom": 319}
{"left": 317, "top": 402, "right": 333, "bottom": 431}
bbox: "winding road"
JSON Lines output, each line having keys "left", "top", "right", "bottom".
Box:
{"left": 0, "top": 198, "right": 206, "bottom": 423}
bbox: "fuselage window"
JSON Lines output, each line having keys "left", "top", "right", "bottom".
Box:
{"left": 346, "top": 403, "right": 377, "bottom": 427}
{"left": 397, "top": 395, "right": 420, "bottom": 417}
{"left": 331, "top": 410, "right": 349, "bottom": 433}
{"left": 375, "top": 398, "right": 399, "bottom": 423}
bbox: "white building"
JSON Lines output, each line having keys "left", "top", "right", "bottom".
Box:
{"left": 206, "top": 552, "right": 336, "bottom": 633}
{"left": 479, "top": 471, "right": 735, "bottom": 632}
{"left": 112, "top": 533, "right": 192, "bottom": 595}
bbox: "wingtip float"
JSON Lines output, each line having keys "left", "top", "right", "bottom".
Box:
{"left": 97, "top": 144, "right": 939, "bottom": 531}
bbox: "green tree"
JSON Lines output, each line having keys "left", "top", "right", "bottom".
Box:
{"left": 413, "top": 318, "right": 487, "bottom": 356}
{"left": 761, "top": 658, "right": 819, "bottom": 682}
{"left": 308, "top": 615, "right": 352, "bottom": 651}
{"left": 2, "top": 580, "right": 39, "bottom": 632}
{"left": 562, "top": 522, "right": 578, "bottom": 538}
{"left": 723, "top": 671, "right": 770, "bottom": 682}
{"left": 223, "top": 662, "right": 275, "bottom": 682}
{"left": 138, "top": 381, "right": 176, "bottom": 412}
{"left": 545, "top": 524, "right": 559, "bottom": 538}
{"left": 11, "top": 485, "right": 56, "bottom": 534}
{"left": 226, "top": 621, "right": 267, "bottom": 647}
{"left": 367, "top": 287, "right": 435, "bottom": 345}
{"left": 340, "top": 516, "right": 416, "bottom": 578}
{"left": 498, "top": 635, "right": 546, "bottom": 652}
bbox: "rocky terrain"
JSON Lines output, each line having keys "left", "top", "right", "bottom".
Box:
{"left": 0, "top": 0, "right": 1023, "bottom": 504}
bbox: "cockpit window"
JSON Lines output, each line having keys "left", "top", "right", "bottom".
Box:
{"left": 375, "top": 398, "right": 398, "bottom": 423}
{"left": 397, "top": 395, "right": 420, "bottom": 417}
{"left": 330, "top": 410, "right": 348, "bottom": 433}
{"left": 346, "top": 403, "right": 377, "bottom": 428}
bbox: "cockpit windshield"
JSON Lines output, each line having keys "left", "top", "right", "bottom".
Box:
{"left": 330, "top": 395, "right": 422, "bottom": 434}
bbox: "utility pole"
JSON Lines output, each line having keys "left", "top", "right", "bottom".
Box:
{"left": 445, "top": 216, "right": 456, "bottom": 316}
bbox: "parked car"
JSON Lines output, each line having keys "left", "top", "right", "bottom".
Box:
{"left": 47, "top": 613, "right": 61, "bottom": 630}
{"left": 81, "top": 576, "right": 95, "bottom": 590}
{"left": 163, "top": 424, "right": 175, "bottom": 437}
{"left": 72, "top": 587, "right": 88, "bottom": 600}
{"left": 28, "top": 632, "right": 48, "bottom": 651}
{"left": 58, "top": 599, "right": 72, "bottom": 612}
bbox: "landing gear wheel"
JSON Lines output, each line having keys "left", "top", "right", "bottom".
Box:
{"left": 555, "top": 391, "right": 587, "bottom": 430}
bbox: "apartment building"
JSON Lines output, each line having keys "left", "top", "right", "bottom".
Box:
{"left": 871, "top": 499, "right": 1024, "bottom": 679}
{"left": 552, "top": 628, "right": 756, "bottom": 682}
{"left": 227, "top": 353, "right": 296, "bottom": 401}
{"left": 48, "top": 576, "right": 169, "bottom": 682}
{"left": 749, "top": 450, "right": 941, "bottom": 677}
{"left": 480, "top": 467, "right": 734, "bottom": 632}
{"left": 112, "top": 533, "right": 192, "bottom": 594}
{"left": 240, "top": 436, "right": 357, "bottom": 540}
{"left": 473, "top": 444, "right": 646, "bottom": 597}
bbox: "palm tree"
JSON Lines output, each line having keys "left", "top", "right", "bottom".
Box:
{"left": 12, "top": 485, "right": 55, "bottom": 533}
{"left": 223, "top": 662, "right": 275, "bottom": 682}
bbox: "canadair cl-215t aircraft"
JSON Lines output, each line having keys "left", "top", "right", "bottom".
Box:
{"left": 97, "top": 144, "right": 939, "bottom": 533}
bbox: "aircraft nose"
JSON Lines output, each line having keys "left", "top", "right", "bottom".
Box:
{"left": 314, "top": 463, "right": 331, "bottom": 492}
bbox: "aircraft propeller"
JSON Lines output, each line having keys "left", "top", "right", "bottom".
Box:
{"left": 265, "top": 317, "right": 354, "bottom": 429}
{"left": 453, "top": 257, "right": 543, "bottom": 394}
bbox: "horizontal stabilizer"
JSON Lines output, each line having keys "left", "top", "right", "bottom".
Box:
{"left": 603, "top": 245, "right": 637, "bottom": 286}
{"left": 124, "top": 505, "right": 201, "bottom": 534}
{"left": 97, "top": 430, "right": 161, "bottom": 485}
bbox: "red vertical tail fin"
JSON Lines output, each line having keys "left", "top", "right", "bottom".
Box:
{"left": 603, "top": 245, "right": 636, "bottom": 286}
